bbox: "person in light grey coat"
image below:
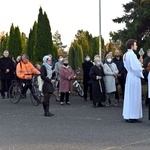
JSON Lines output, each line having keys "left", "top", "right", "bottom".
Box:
{"left": 103, "top": 54, "right": 119, "bottom": 106}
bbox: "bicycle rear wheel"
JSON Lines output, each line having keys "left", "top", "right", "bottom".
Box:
{"left": 76, "top": 84, "right": 84, "bottom": 97}
{"left": 30, "top": 86, "right": 41, "bottom": 106}
{"left": 9, "top": 82, "right": 21, "bottom": 104}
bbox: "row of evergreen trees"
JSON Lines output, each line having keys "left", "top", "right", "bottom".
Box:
{"left": 2, "top": 0, "right": 150, "bottom": 70}
{"left": 0, "top": 7, "right": 103, "bottom": 69}
{"left": 0, "top": 7, "right": 58, "bottom": 62}
{"left": 68, "top": 30, "right": 105, "bottom": 70}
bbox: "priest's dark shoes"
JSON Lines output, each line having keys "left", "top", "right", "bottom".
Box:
{"left": 126, "top": 119, "right": 142, "bottom": 123}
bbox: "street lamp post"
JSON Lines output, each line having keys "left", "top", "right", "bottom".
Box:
{"left": 99, "top": 0, "right": 102, "bottom": 60}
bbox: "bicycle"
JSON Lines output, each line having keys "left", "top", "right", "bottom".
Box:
{"left": 9, "top": 75, "right": 41, "bottom": 106}
{"left": 72, "top": 67, "right": 84, "bottom": 98}
{"left": 30, "top": 75, "right": 42, "bottom": 106}
{"left": 73, "top": 78, "right": 84, "bottom": 97}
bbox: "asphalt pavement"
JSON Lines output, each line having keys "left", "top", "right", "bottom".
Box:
{"left": 0, "top": 93, "right": 150, "bottom": 150}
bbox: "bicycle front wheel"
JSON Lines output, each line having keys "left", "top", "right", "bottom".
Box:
{"left": 9, "top": 83, "right": 21, "bottom": 104}
{"left": 30, "top": 86, "right": 41, "bottom": 106}
{"left": 76, "top": 84, "right": 84, "bottom": 97}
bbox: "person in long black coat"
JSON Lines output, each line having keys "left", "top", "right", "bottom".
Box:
{"left": 40, "top": 56, "right": 55, "bottom": 117}
{"left": 0, "top": 50, "right": 15, "bottom": 98}
{"left": 89, "top": 55, "right": 105, "bottom": 108}
{"left": 143, "top": 49, "right": 150, "bottom": 106}
{"left": 82, "top": 55, "right": 93, "bottom": 101}
{"left": 113, "top": 50, "right": 127, "bottom": 100}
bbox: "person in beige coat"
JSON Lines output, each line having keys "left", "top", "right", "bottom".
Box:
{"left": 103, "top": 54, "right": 119, "bottom": 106}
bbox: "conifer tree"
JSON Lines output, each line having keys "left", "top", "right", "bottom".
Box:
{"left": 8, "top": 24, "right": 15, "bottom": 55}
{"left": 8, "top": 24, "right": 22, "bottom": 58}
{"left": 26, "top": 21, "right": 37, "bottom": 61}
{"left": 68, "top": 40, "right": 83, "bottom": 70}
{"left": 14, "top": 26, "right": 22, "bottom": 56}
{"left": 35, "top": 7, "right": 53, "bottom": 61}
{"left": 53, "top": 30, "right": 67, "bottom": 51}
{"left": 0, "top": 33, "right": 9, "bottom": 54}
{"left": 68, "top": 47, "right": 75, "bottom": 69}
{"left": 21, "top": 32, "right": 27, "bottom": 54}
{"left": 111, "top": 0, "right": 150, "bottom": 52}
{"left": 52, "top": 43, "right": 58, "bottom": 59}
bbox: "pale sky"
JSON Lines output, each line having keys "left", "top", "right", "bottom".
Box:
{"left": 0, "top": 0, "right": 131, "bottom": 50}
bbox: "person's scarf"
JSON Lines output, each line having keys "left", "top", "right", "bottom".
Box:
{"left": 43, "top": 57, "right": 52, "bottom": 79}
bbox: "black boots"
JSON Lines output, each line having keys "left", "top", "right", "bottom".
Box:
{"left": 42, "top": 101, "right": 54, "bottom": 117}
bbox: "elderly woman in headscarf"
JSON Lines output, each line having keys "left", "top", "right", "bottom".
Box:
{"left": 40, "top": 56, "right": 55, "bottom": 117}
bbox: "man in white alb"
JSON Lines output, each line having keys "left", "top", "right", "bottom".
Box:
{"left": 123, "top": 39, "right": 144, "bottom": 123}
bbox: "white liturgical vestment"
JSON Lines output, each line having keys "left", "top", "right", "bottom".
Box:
{"left": 123, "top": 49, "right": 144, "bottom": 119}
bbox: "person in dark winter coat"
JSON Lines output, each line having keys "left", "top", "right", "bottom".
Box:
{"left": 48, "top": 54, "right": 57, "bottom": 70}
{"left": 82, "top": 55, "right": 93, "bottom": 101}
{"left": 143, "top": 49, "right": 150, "bottom": 106}
{"left": 143, "top": 49, "right": 150, "bottom": 69}
{"left": 40, "top": 56, "right": 55, "bottom": 117}
{"left": 113, "top": 50, "right": 127, "bottom": 100}
{"left": 89, "top": 55, "right": 105, "bottom": 108}
{"left": 0, "top": 50, "right": 15, "bottom": 98}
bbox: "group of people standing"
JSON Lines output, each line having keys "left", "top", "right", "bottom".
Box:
{"left": 0, "top": 39, "right": 149, "bottom": 121}
{"left": 82, "top": 50, "right": 126, "bottom": 108}
{"left": 82, "top": 39, "right": 150, "bottom": 123}
{"left": 0, "top": 51, "right": 75, "bottom": 117}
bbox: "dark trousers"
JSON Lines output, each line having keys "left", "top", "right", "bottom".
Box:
{"left": 115, "top": 77, "right": 125, "bottom": 100}
{"left": 145, "top": 90, "right": 150, "bottom": 106}
{"left": 60, "top": 92, "right": 69, "bottom": 103}
{"left": 83, "top": 83, "right": 92, "bottom": 100}
{"left": 21, "top": 79, "right": 32, "bottom": 95}
{"left": 1, "top": 79, "right": 11, "bottom": 97}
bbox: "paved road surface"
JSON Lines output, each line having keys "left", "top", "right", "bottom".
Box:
{"left": 0, "top": 94, "right": 150, "bottom": 150}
